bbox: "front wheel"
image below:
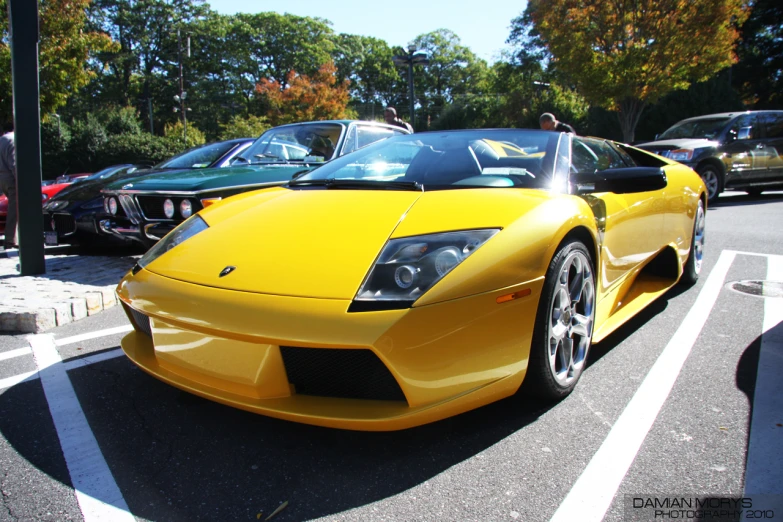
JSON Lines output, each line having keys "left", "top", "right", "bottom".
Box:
{"left": 697, "top": 164, "right": 722, "bottom": 204}
{"left": 526, "top": 240, "right": 596, "bottom": 399}
{"left": 680, "top": 199, "right": 705, "bottom": 286}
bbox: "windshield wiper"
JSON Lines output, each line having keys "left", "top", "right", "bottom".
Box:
{"left": 288, "top": 178, "right": 422, "bottom": 191}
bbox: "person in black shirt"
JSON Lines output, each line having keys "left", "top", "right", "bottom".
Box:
{"left": 539, "top": 113, "right": 575, "bottom": 134}
{"left": 384, "top": 107, "right": 414, "bottom": 133}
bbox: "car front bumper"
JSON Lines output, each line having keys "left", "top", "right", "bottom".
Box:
{"left": 117, "top": 268, "right": 543, "bottom": 431}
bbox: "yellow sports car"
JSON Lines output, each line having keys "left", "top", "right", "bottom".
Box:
{"left": 117, "top": 129, "right": 706, "bottom": 431}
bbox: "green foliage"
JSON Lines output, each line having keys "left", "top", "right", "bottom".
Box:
{"left": 164, "top": 121, "right": 206, "bottom": 149}
{"left": 332, "top": 34, "right": 400, "bottom": 106}
{"left": 68, "top": 115, "right": 109, "bottom": 172}
{"left": 41, "top": 117, "right": 72, "bottom": 179}
{"left": 733, "top": 0, "right": 783, "bottom": 108}
{"left": 0, "top": 0, "right": 116, "bottom": 126}
{"left": 219, "top": 115, "right": 270, "bottom": 141}
{"left": 102, "top": 106, "right": 143, "bottom": 135}
{"left": 99, "top": 132, "right": 183, "bottom": 166}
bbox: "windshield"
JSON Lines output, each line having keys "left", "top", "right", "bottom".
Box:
{"left": 235, "top": 123, "right": 344, "bottom": 165}
{"left": 292, "top": 130, "right": 562, "bottom": 190}
{"left": 658, "top": 117, "right": 731, "bottom": 140}
{"left": 154, "top": 141, "right": 239, "bottom": 169}
{"left": 83, "top": 165, "right": 138, "bottom": 181}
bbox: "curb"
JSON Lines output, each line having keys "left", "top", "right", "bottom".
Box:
{"left": 0, "top": 253, "right": 138, "bottom": 333}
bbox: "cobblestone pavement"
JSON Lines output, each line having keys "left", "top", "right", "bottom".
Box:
{"left": 0, "top": 250, "right": 138, "bottom": 333}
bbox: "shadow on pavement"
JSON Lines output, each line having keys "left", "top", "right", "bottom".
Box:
{"left": 0, "top": 353, "right": 556, "bottom": 521}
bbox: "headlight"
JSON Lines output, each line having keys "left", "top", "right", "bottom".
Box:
{"left": 352, "top": 229, "right": 499, "bottom": 309}
{"left": 667, "top": 149, "right": 694, "bottom": 161}
{"left": 42, "top": 193, "right": 49, "bottom": 202}
{"left": 137, "top": 215, "right": 209, "bottom": 270}
{"left": 108, "top": 197, "right": 118, "bottom": 215}
{"left": 180, "top": 199, "right": 193, "bottom": 218}
{"left": 163, "top": 198, "right": 175, "bottom": 218}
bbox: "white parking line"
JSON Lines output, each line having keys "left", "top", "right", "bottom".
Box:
{"left": 0, "top": 347, "right": 32, "bottom": 362}
{"left": 55, "top": 325, "right": 133, "bottom": 347}
{"left": 744, "top": 254, "right": 783, "bottom": 496}
{"left": 550, "top": 249, "right": 736, "bottom": 522}
{"left": 0, "top": 370, "right": 38, "bottom": 390}
{"left": 29, "top": 334, "right": 134, "bottom": 522}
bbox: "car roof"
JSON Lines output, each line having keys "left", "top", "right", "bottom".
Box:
{"left": 677, "top": 110, "right": 783, "bottom": 123}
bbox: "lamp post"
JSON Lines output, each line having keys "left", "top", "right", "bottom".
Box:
{"left": 173, "top": 28, "right": 190, "bottom": 142}
{"left": 173, "top": 91, "right": 187, "bottom": 142}
{"left": 393, "top": 45, "right": 429, "bottom": 129}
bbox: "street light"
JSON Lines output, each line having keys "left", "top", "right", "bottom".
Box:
{"left": 173, "top": 91, "right": 188, "bottom": 141}
{"left": 393, "top": 44, "right": 429, "bottom": 129}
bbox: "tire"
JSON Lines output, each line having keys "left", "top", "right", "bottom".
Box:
{"left": 680, "top": 198, "right": 705, "bottom": 286}
{"left": 526, "top": 239, "right": 596, "bottom": 399}
{"left": 697, "top": 164, "right": 723, "bottom": 204}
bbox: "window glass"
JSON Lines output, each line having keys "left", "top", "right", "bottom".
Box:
{"left": 571, "top": 138, "right": 626, "bottom": 173}
{"left": 658, "top": 117, "right": 731, "bottom": 140}
{"left": 155, "top": 141, "right": 238, "bottom": 169}
{"left": 726, "top": 114, "right": 760, "bottom": 141}
{"left": 237, "top": 123, "right": 343, "bottom": 164}
{"left": 295, "top": 130, "right": 560, "bottom": 189}
{"left": 760, "top": 112, "right": 783, "bottom": 139}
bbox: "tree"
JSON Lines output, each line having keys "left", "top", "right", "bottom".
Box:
{"left": 733, "top": 0, "right": 783, "bottom": 109}
{"left": 523, "top": 0, "right": 748, "bottom": 142}
{"left": 411, "top": 29, "right": 492, "bottom": 128}
{"left": 256, "top": 62, "right": 354, "bottom": 126}
{"left": 331, "top": 34, "right": 400, "bottom": 107}
{"left": 0, "top": 0, "right": 116, "bottom": 124}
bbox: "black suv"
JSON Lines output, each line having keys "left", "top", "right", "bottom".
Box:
{"left": 638, "top": 110, "right": 783, "bottom": 202}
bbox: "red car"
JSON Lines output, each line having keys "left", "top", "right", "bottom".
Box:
{"left": 0, "top": 182, "right": 70, "bottom": 235}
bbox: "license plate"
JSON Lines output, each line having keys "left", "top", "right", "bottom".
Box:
{"left": 44, "top": 231, "right": 59, "bottom": 246}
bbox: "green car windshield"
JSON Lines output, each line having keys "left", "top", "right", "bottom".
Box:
{"left": 235, "top": 123, "right": 344, "bottom": 164}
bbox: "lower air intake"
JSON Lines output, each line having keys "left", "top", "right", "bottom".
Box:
{"left": 280, "top": 346, "right": 406, "bottom": 403}
{"left": 122, "top": 302, "right": 152, "bottom": 337}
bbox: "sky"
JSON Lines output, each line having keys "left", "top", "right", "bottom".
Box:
{"left": 207, "top": 0, "right": 526, "bottom": 63}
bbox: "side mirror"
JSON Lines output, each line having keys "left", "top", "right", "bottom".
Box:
{"left": 571, "top": 167, "right": 667, "bottom": 195}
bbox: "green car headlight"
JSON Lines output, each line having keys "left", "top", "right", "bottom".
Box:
{"left": 137, "top": 215, "right": 209, "bottom": 270}
{"left": 351, "top": 229, "right": 500, "bottom": 311}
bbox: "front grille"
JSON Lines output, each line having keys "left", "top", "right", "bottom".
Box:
{"left": 53, "top": 213, "right": 76, "bottom": 236}
{"left": 137, "top": 195, "right": 201, "bottom": 221}
{"left": 122, "top": 302, "right": 152, "bottom": 337}
{"left": 118, "top": 195, "right": 142, "bottom": 224}
{"left": 280, "top": 346, "right": 406, "bottom": 402}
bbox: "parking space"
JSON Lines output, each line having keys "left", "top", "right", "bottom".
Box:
{"left": 0, "top": 250, "right": 781, "bottom": 521}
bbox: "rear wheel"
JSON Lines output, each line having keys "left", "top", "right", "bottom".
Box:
{"left": 680, "top": 199, "right": 705, "bottom": 286}
{"left": 526, "top": 240, "right": 596, "bottom": 399}
{"left": 697, "top": 164, "right": 722, "bottom": 204}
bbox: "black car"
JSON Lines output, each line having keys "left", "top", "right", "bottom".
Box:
{"left": 43, "top": 138, "right": 254, "bottom": 246}
{"left": 638, "top": 110, "right": 783, "bottom": 202}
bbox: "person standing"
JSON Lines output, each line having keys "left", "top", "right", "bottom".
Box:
{"left": 384, "top": 107, "right": 414, "bottom": 133}
{"left": 539, "top": 113, "right": 576, "bottom": 134}
{"left": 0, "top": 129, "right": 17, "bottom": 250}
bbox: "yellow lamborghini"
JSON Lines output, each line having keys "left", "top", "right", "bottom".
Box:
{"left": 117, "top": 129, "right": 706, "bottom": 431}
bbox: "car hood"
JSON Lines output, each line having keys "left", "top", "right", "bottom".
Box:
{"left": 637, "top": 138, "right": 718, "bottom": 151}
{"left": 49, "top": 171, "right": 149, "bottom": 209}
{"left": 144, "top": 187, "right": 550, "bottom": 299}
{"left": 106, "top": 164, "right": 313, "bottom": 194}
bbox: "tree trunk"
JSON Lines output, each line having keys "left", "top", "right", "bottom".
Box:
{"left": 617, "top": 97, "right": 646, "bottom": 143}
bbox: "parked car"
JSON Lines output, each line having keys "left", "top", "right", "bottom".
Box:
{"left": 42, "top": 164, "right": 147, "bottom": 246}
{"left": 1, "top": 182, "right": 71, "bottom": 237}
{"left": 42, "top": 138, "right": 254, "bottom": 247}
{"left": 101, "top": 120, "right": 409, "bottom": 246}
{"left": 637, "top": 110, "right": 783, "bottom": 202}
{"left": 116, "top": 129, "right": 706, "bottom": 430}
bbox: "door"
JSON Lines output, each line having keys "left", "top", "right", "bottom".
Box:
{"left": 570, "top": 138, "right": 665, "bottom": 291}
{"left": 759, "top": 112, "right": 783, "bottom": 180}
{"left": 723, "top": 114, "right": 768, "bottom": 181}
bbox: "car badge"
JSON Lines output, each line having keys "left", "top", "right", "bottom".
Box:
{"left": 219, "top": 266, "right": 237, "bottom": 277}
{"left": 122, "top": 184, "right": 133, "bottom": 189}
